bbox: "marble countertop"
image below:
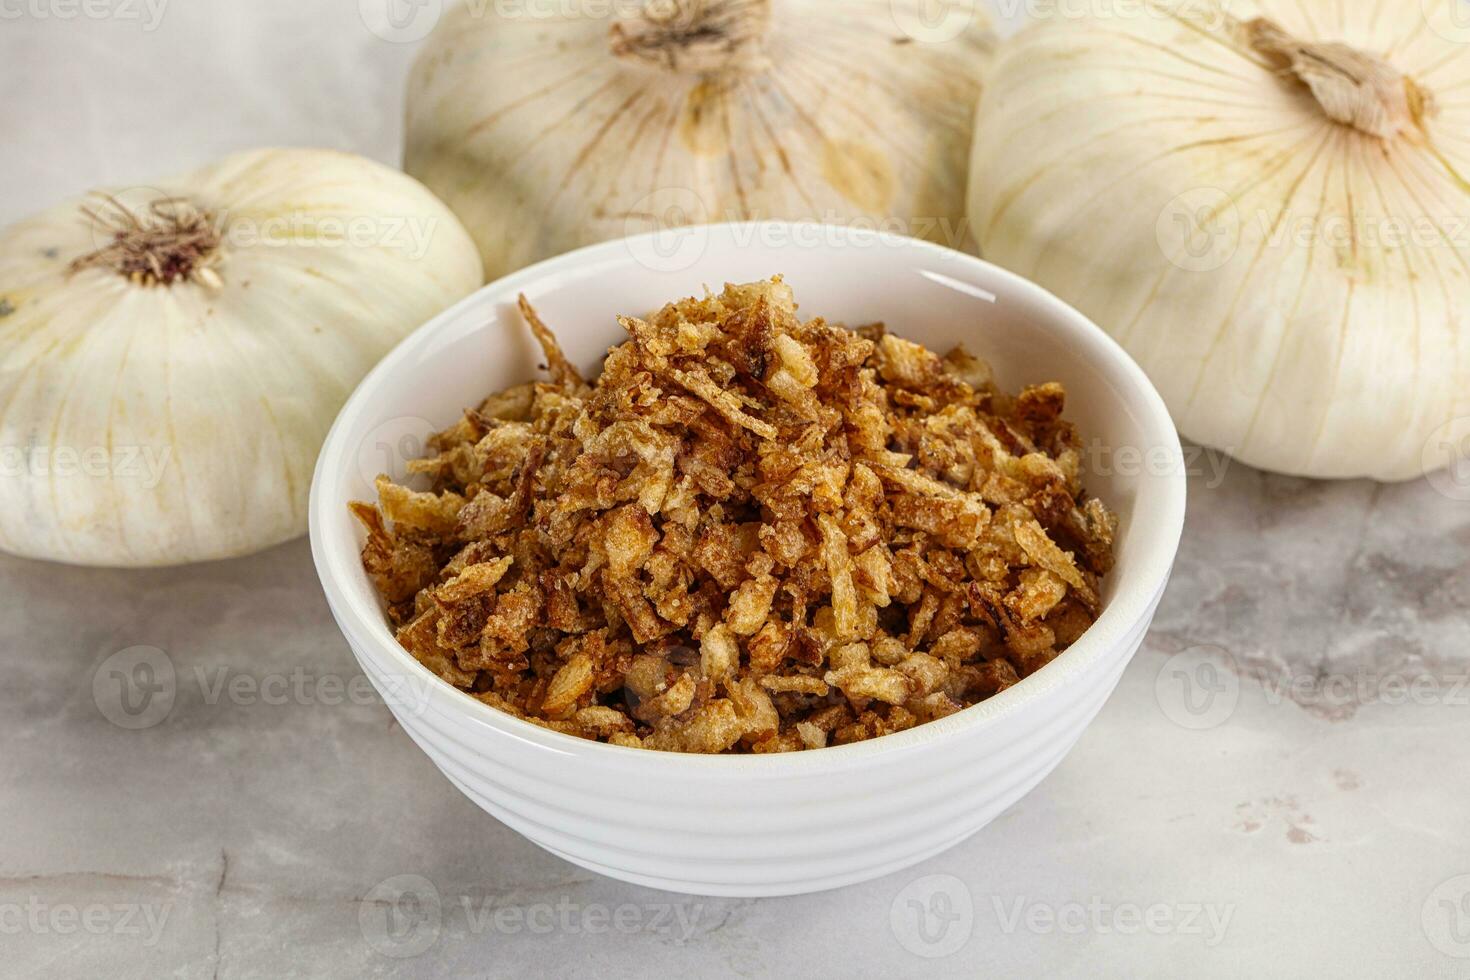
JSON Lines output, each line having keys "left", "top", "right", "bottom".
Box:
{"left": 3, "top": 3, "right": 1468, "bottom": 977}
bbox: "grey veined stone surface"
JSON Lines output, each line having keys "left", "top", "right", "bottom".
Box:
{"left": 6, "top": 460, "right": 1467, "bottom": 979}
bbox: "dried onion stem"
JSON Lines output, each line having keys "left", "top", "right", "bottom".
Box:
{"left": 68, "top": 194, "right": 224, "bottom": 289}
{"left": 1245, "top": 17, "right": 1437, "bottom": 141}
{"left": 609, "top": 0, "right": 770, "bottom": 75}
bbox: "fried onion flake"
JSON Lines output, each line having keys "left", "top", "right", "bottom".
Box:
{"left": 353, "top": 278, "right": 1117, "bottom": 753}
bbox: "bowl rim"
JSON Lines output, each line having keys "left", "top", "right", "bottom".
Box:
{"left": 309, "top": 221, "right": 1187, "bottom": 773}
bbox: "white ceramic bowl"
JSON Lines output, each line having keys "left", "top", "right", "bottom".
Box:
{"left": 309, "top": 223, "right": 1186, "bottom": 897}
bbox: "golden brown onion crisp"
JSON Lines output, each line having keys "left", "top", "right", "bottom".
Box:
{"left": 354, "top": 278, "right": 1116, "bottom": 753}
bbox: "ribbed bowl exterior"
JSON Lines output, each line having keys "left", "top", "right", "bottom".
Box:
{"left": 310, "top": 225, "right": 1187, "bottom": 898}
{"left": 336, "top": 585, "right": 1162, "bottom": 896}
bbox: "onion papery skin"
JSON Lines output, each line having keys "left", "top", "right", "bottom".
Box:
{"left": 0, "top": 149, "right": 483, "bottom": 567}
{"left": 968, "top": 0, "right": 1470, "bottom": 481}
